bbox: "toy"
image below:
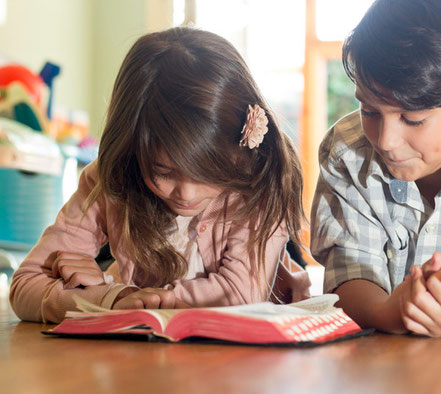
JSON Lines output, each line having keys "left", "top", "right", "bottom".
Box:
{"left": 0, "top": 64, "right": 46, "bottom": 106}
{"left": 39, "top": 61, "right": 61, "bottom": 119}
{"left": 0, "top": 82, "right": 48, "bottom": 132}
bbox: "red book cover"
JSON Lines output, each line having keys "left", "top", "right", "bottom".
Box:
{"left": 44, "top": 294, "right": 365, "bottom": 345}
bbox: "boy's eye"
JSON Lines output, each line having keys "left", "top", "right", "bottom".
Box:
{"left": 360, "top": 108, "right": 379, "bottom": 118}
{"left": 401, "top": 115, "right": 425, "bottom": 127}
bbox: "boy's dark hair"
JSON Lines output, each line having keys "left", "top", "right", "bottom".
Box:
{"left": 343, "top": 0, "right": 441, "bottom": 110}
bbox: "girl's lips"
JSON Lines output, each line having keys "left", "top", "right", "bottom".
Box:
{"left": 173, "top": 201, "right": 201, "bottom": 210}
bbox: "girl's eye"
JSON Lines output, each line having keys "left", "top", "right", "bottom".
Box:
{"left": 154, "top": 171, "right": 172, "bottom": 179}
{"left": 360, "top": 108, "right": 379, "bottom": 118}
{"left": 401, "top": 115, "right": 425, "bottom": 126}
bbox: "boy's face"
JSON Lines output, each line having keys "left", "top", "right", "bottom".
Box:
{"left": 355, "top": 85, "right": 441, "bottom": 186}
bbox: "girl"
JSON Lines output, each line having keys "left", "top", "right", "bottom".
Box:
{"left": 10, "top": 27, "right": 308, "bottom": 323}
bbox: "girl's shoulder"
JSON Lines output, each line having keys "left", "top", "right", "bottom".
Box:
{"left": 80, "top": 159, "right": 99, "bottom": 185}
{"left": 75, "top": 159, "right": 108, "bottom": 210}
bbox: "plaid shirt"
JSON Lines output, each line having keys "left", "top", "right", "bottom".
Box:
{"left": 311, "top": 110, "right": 441, "bottom": 294}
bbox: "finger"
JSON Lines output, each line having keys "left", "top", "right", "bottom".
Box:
{"left": 422, "top": 252, "right": 441, "bottom": 280}
{"left": 52, "top": 259, "right": 61, "bottom": 278}
{"left": 408, "top": 266, "right": 441, "bottom": 333}
{"left": 114, "top": 297, "right": 146, "bottom": 310}
{"left": 401, "top": 314, "right": 430, "bottom": 336}
{"left": 175, "top": 299, "right": 191, "bottom": 308}
{"left": 64, "top": 272, "right": 106, "bottom": 289}
{"left": 426, "top": 272, "right": 441, "bottom": 313}
{"left": 53, "top": 258, "right": 100, "bottom": 279}
{"left": 138, "top": 288, "right": 175, "bottom": 308}
{"left": 400, "top": 296, "right": 430, "bottom": 336}
{"left": 53, "top": 251, "right": 98, "bottom": 274}
{"left": 52, "top": 255, "right": 65, "bottom": 278}
{"left": 401, "top": 294, "right": 434, "bottom": 332}
{"left": 141, "top": 292, "right": 162, "bottom": 309}
{"left": 157, "top": 290, "right": 176, "bottom": 309}
{"left": 57, "top": 251, "right": 95, "bottom": 259}
{"left": 57, "top": 264, "right": 101, "bottom": 281}
{"left": 57, "top": 259, "right": 100, "bottom": 270}
{"left": 60, "top": 266, "right": 105, "bottom": 287}
{"left": 56, "top": 257, "right": 101, "bottom": 275}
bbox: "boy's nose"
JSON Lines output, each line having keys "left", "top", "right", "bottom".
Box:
{"left": 377, "top": 119, "right": 401, "bottom": 151}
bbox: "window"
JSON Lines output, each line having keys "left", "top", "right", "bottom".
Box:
{"left": 174, "top": 0, "right": 374, "bottom": 210}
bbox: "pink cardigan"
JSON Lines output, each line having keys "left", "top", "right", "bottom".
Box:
{"left": 10, "top": 161, "right": 310, "bottom": 323}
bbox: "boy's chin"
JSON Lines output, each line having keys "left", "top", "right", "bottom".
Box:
{"left": 386, "top": 167, "right": 417, "bottom": 182}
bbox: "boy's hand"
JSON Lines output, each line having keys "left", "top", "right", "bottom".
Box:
{"left": 52, "top": 251, "right": 105, "bottom": 289}
{"left": 112, "top": 287, "right": 190, "bottom": 310}
{"left": 421, "top": 251, "right": 441, "bottom": 280}
{"left": 400, "top": 264, "right": 441, "bottom": 337}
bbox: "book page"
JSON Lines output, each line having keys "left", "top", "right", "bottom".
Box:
{"left": 71, "top": 294, "right": 111, "bottom": 313}
{"left": 69, "top": 294, "right": 340, "bottom": 326}
{"left": 288, "top": 293, "right": 339, "bottom": 313}
{"left": 204, "top": 294, "right": 340, "bottom": 321}
{"left": 70, "top": 294, "right": 179, "bottom": 329}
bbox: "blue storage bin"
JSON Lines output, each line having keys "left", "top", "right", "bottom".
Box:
{"left": 0, "top": 168, "right": 64, "bottom": 249}
{"left": 0, "top": 118, "right": 66, "bottom": 250}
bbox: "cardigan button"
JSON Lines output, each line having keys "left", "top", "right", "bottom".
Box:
{"left": 199, "top": 224, "right": 207, "bottom": 232}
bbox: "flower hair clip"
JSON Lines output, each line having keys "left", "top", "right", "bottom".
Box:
{"left": 239, "top": 104, "right": 268, "bottom": 149}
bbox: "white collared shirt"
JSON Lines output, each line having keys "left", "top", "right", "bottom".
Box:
{"left": 166, "top": 215, "right": 206, "bottom": 280}
{"left": 311, "top": 110, "right": 441, "bottom": 294}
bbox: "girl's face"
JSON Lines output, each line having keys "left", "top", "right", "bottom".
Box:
{"left": 356, "top": 85, "right": 441, "bottom": 189}
{"left": 144, "top": 150, "right": 224, "bottom": 217}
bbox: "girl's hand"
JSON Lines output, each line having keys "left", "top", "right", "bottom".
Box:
{"left": 400, "top": 264, "right": 441, "bottom": 337}
{"left": 52, "top": 251, "right": 105, "bottom": 289}
{"left": 112, "top": 287, "right": 190, "bottom": 310}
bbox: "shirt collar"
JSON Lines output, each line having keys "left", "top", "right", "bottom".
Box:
{"left": 365, "top": 150, "right": 409, "bottom": 203}
{"left": 389, "top": 179, "right": 408, "bottom": 203}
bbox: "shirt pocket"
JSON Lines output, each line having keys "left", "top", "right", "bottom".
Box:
{"left": 385, "top": 225, "right": 410, "bottom": 290}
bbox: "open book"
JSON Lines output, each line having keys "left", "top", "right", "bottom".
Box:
{"left": 43, "top": 294, "right": 364, "bottom": 345}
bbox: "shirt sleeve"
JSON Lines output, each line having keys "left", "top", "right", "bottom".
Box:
{"left": 9, "top": 162, "right": 126, "bottom": 323}
{"left": 164, "top": 220, "right": 289, "bottom": 307}
{"left": 310, "top": 134, "right": 392, "bottom": 294}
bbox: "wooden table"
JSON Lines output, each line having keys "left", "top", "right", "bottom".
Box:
{"left": 1, "top": 293, "right": 441, "bottom": 394}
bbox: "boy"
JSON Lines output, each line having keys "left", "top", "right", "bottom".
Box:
{"left": 310, "top": 0, "right": 441, "bottom": 336}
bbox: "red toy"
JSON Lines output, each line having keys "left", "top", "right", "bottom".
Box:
{"left": 0, "top": 64, "right": 45, "bottom": 105}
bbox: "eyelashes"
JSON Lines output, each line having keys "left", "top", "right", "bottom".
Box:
{"left": 400, "top": 116, "right": 424, "bottom": 126}
{"left": 154, "top": 172, "right": 172, "bottom": 179}
{"left": 360, "top": 109, "right": 377, "bottom": 118}
{"left": 360, "top": 109, "right": 425, "bottom": 126}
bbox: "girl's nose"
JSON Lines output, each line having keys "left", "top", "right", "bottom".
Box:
{"left": 173, "top": 180, "right": 198, "bottom": 202}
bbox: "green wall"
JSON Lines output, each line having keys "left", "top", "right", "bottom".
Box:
{"left": 0, "top": 0, "right": 173, "bottom": 137}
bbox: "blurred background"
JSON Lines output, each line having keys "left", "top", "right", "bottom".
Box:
{"left": 0, "top": 0, "right": 375, "bottom": 293}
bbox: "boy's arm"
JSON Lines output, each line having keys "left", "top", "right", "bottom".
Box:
{"left": 338, "top": 254, "right": 441, "bottom": 336}
{"left": 335, "top": 279, "right": 409, "bottom": 333}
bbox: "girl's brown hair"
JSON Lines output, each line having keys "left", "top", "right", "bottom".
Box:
{"left": 94, "top": 27, "right": 304, "bottom": 287}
